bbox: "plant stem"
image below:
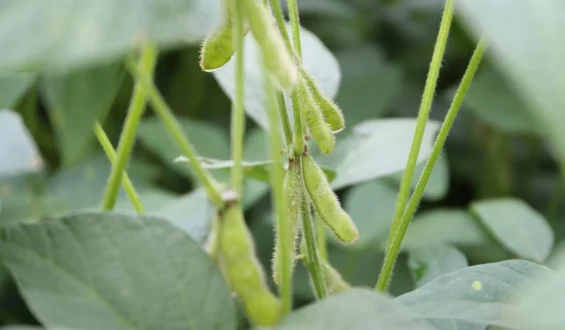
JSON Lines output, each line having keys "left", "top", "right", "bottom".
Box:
{"left": 126, "top": 59, "right": 224, "bottom": 207}
{"left": 102, "top": 45, "right": 157, "bottom": 211}
{"left": 300, "top": 194, "right": 327, "bottom": 299}
{"left": 231, "top": 0, "right": 246, "bottom": 197}
{"left": 269, "top": 0, "right": 293, "bottom": 51}
{"left": 263, "top": 56, "right": 292, "bottom": 314}
{"left": 94, "top": 122, "right": 145, "bottom": 214}
{"left": 315, "top": 214, "right": 328, "bottom": 261}
{"left": 384, "top": 0, "right": 454, "bottom": 255}
{"left": 287, "top": 0, "right": 302, "bottom": 59}
{"left": 277, "top": 93, "right": 293, "bottom": 147}
{"left": 290, "top": 94, "right": 304, "bottom": 157}
{"left": 376, "top": 36, "right": 487, "bottom": 292}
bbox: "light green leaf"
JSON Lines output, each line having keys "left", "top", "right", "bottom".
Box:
{"left": 0, "top": 109, "right": 43, "bottom": 177}
{"left": 458, "top": 0, "right": 565, "bottom": 168}
{"left": 0, "top": 71, "right": 36, "bottom": 108}
{"left": 0, "top": 212, "right": 236, "bottom": 330}
{"left": 470, "top": 198, "right": 554, "bottom": 263}
{"left": 328, "top": 118, "right": 441, "bottom": 189}
{"left": 0, "top": 0, "right": 221, "bottom": 71}
{"left": 402, "top": 209, "right": 489, "bottom": 250}
{"left": 213, "top": 23, "right": 340, "bottom": 130}
{"left": 397, "top": 260, "right": 553, "bottom": 328}
{"left": 272, "top": 288, "right": 434, "bottom": 330}
{"left": 42, "top": 62, "right": 125, "bottom": 165}
{"left": 340, "top": 179, "right": 398, "bottom": 250}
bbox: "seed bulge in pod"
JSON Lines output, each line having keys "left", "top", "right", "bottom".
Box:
{"left": 199, "top": 0, "right": 237, "bottom": 72}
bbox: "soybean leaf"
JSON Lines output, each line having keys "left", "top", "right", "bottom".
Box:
{"left": 0, "top": 327, "right": 46, "bottom": 330}
{"left": 42, "top": 62, "right": 125, "bottom": 165}
{"left": 0, "top": 174, "right": 42, "bottom": 227}
{"left": 0, "top": 109, "right": 44, "bottom": 177}
{"left": 0, "top": 0, "right": 222, "bottom": 71}
{"left": 0, "top": 71, "right": 37, "bottom": 108}
{"left": 340, "top": 179, "right": 398, "bottom": 250}
{"left": 0, "top": 212, "right": 236, "bottom": 330}
{"left": 470, "top": 198, "right": 554, "bottom": 263}
{"left": 328, "top": 118, "right": 441, "bottom": 189}
{"left": 213, "top": 23, "right": 340, "bottom": 130}
{"left": 397, "top": 260, "right": 553, "bottom": 328}
{"left": 272, "top": 288, "right": 434, "bottom": 330}
{"left": 458, "top": 0, "right": 565, "bottom": 168}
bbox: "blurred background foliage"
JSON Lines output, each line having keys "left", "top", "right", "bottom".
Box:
{"left": 1, "top": 0, "right": 563, "bottom": 327}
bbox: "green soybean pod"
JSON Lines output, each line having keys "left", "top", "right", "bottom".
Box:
{"left": 219, "top": 204, "right": 283, "bottom": 326}
{"left": 199, "top": 0, "right": 235, "bottom": 72}
{"left": 300, "top": 68, "right": 345, "bottom": 133}
{"left": 302, "top": 154, "right": 358, "bottom": 243}
{"left": 296, "top": 78, "right": 335, "bottom": 154}
{"left": 205, "top": 215, "right": 221, "bottom": 261}
{"left": 321, "top": 260, "right": 351, "bottom": 296}
{"left": 272, "top": 160, "right": 304, "bottom": 285}
{"left": 243, "top": 0, "right": 297, "bottom": 90}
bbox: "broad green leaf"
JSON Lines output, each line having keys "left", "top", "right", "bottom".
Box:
{"left": 335, "top": 46, "right": 403, "bottom": 127}
{"left": 470, "top": 198, "right": 554, "bottom": 263}
{"left": 0, "top": 174, "right": 42, "bottom": 227}
{"left": 272, "top": 288, "right": 434, "bottom": 330}
{"left": 0, "top": 327, "right": 46, "bottom": 330}
{"left": 0, "top": 0, "right": 221, "bottom": 71}
{"left": 458, "top": 0, "right": 565, "bottom": 169}
{"left": 328, "top": 118, "right": 441, "bottom": 189}
{"left": 42, "top": 62, "right": 124, "bottom": 165}
{"left": 397, "top": 260, "right": 553, "bottom": 328}
{"left": 340, "top": 179, "right": 398, "bottom": 250}
{"left": 0, "top": 212, "right": 236, "bottom": 330}
{"left": 0, "top": 71, "right": 36, "bottom": 108}
{"left": 213, "top": 23, "right": 340, "bottom": 130}
{"left": 0, "top": 109, "right": 43, "bottom": 177}
{"left": 452, "top": 68, "right": 540, "bottom": 134}
{"left": 402, "top": 209, "right": 489, "bottom": 250}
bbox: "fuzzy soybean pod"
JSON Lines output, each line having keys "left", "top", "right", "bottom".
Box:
{"left": 296, "top": 78, "right": 335, "bottom": 154}
{"left": 243, "top": 0, "right": 298, "bottom": 91}
{"left": 321, "top": 260, "right": 351, "bottom": 296}
{"left": 219, "top": 204, "right": 283, "bottom": 326}
{"left": 199, "top": 0, "right": 237, "bottom": 72}
{"left": 302, "top": 154, "right": 359, "bottom": 243}
{"left": 299, "top": 68, "right": 345, "bottom": 133}
{"left": 272, "top": 160, "right": 304, "bottom": 285}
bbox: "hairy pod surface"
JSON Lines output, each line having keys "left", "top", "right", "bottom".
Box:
{"left": 205, "top": 215, "right": 221, "bottom": 261}
{"left": 272, "top": 160, "right": 304, "bottom": 285}
{"left": 199, "top": 0, "right": 235, "bottom": 72}
{"left": 243, "top": 0, "right": 298, "bottom": 90}
{"left": 296, "top": 78, "right": 335, "bottom": 154}
{"left": 300, "top": 68, "right": 345, "bottom": 133}
{"left": 302, "top": 154, "right": 358, "bottom": 243}
{"left": 219, "top": 204, "right": 282, "bottom": 326}
{"left": 321, "top": 260, "right": 350, "bottom": 296}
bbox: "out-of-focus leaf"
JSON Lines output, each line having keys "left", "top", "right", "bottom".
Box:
{"left": 0, "top": 109, "right": 43, "bottom": 177}
{"left": 0, "top": 212, "right": 236, "bottom": 330}
{"left": 0, "top": 175, "right": 42, "bottom": 227}
{"left": 0, "top": 71, "right": 36, "bottom": 108}
{"left": 0, "top": 0, "right": 222, "bottom": 71}
{"left": 42, "top": 62, "right": 124, "bottom": 165}
{"left": 327, "top": 118, "right": 441, "bottom": 189}
{"left": 213, "top": 23, "right": 340, "bottom": 130}
{"left": 470, "top": 198, "right": 554, "bottom": 263}
{"left": 397, "top": 260, "right": 553, "bottom": 328}
{"left": 458, "top": 0, "right": 565, "bottom": 169}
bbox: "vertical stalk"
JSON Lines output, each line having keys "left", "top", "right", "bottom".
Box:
{"left": 287, "top": 0, "right": 302, "bottom": 58}
{"left": 102, "top": 44, "right": 157, "bottom": 210}
{"left": 94, "top": 122, "right": 145, "bottom": 214}
{"left": 300, "top": 193, "right": 327, "bottom": 299}
{"left": 384, "top": 0, "right": 455, "bottom": 255}
{"left": 376, "top": 36, "right": 487, "bottom": 292}
{"left": 231, "top": 0, "right": 246, "bottom": 196}
{"left": 277, "top": 93, "right": 293, "bottom": 146}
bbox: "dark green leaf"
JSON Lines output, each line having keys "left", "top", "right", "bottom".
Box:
{"left": 0, "top": 0, "right": 222, "bottom": 71}
{"left": 397, "top": 260, "right": 553, "bottom": 328}
{"left": 0, "top": 109, "right": 43, "bottom": 177}
{"left": 408, "top": 245, "right": 468, "bottom": 287}
{"left": 0, "top": 212, "right": 236, "bottom": 330}
{"left": 42, "top": 62, "right": 124, "bottom": 165}
{"left": 272, "top": 288, "right": 434, "bottom": 330}
{"left": 0, "top": 71, "right": 36, "bottom": 108}
{"left": 213, "top": 23, "right": 340, "bottom": 130}
{"left": 470, "top": 198, "right": 554, "bottom": 263}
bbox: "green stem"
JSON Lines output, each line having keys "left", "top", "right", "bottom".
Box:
{"left": 385, "top": 0, "right": 454, "bottom": 253}
{"left": 376, "top": 36, "right": 487, "bottom": 292}
{"left": 290, "top": 93, "right": 304, "bottom": 157}
{"left": 287, "top": 0, "right": 302, "bottom": 59}
{"left": 300, "top": 194, "right": 327, "bottom": 299}
{"left": 263, "top": 56, "right": 292, "bottom": 314}
{"left": 277, "top": 93, "right": 293, "bottom": 147}
{"left": 231, "top": 0, "right": 246, "bottom": 196}
{"left": 126, "top": 59, "right": 224, "bottom": 207}
{"left": 94, "top": 122, "right": 145, "bottom": 214}
{"left": 102, "top": 45, "right": 158, "bottom": 210}
{"left": 269, "top": 0, "right": 293, "bottom": 51}
{"left": 315, "top": 213, "right": 328, "bottom": 261}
